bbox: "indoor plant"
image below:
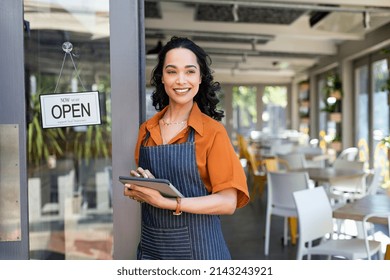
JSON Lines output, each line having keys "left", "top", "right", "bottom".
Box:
{"left": 27, "top": 89, "right": 65, "bottom": 171}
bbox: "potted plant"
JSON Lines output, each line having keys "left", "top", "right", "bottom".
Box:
{"left": 330, "top": 135, "right": 342, "bottom": 152}
{"left": 380, "top": 47, "right": 390, "bottom": 70}
{"left": 27, "top": 89, "right": 65, "bottom": 173}
{"left": 321, "top": 99, "right": 337, "bottom": 113}
{"left": 324, "top": 72, "right": 342, "bottom": 99}
{"left": 331, "top": 73, "right": 342, "bottom": 99}
{"left": 72, "top": 121, "right": 111, "bottom": 165}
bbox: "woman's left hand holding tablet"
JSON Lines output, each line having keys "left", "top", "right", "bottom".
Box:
{"left": 124, "top": 167, "right": 169, "bottom": 207}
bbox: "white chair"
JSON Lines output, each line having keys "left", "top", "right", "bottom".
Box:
{"left": 264, "top": 171, "right": 311, "bottom": 256}
{"left": 294, "top": 146, "right": 327, "bottom": 168}
{"left": 270, "top": 141, "right": 295, "bottom": 156}
{"left": 354, "top": 168, "right": 383, "bottom": 239}
{"left": 337, "top": 147, "right": 359, "bottom": 161}
{"left": 366, "top": 167, "right": 382, "bottom": 195}
{"left": 293, "top": 186, "right": 382, "bottom": 260}
{"left": 328, "top": 159, "right": 367, "bottom": 203}
{"left": 362, "top": 212, "right": 390, "bottom": 260}
{"left": 276, "top": 152, "right": 317, "bottom": 188}
{"left": 276, "top": 152, "right": 307, "bottom": 169}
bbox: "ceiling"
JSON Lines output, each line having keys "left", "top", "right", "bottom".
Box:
{"left": 23, "top": 0, "right": 390, "bottom": 86}
{"left": 144, "top": 0, "right": 390, "bottom": 84}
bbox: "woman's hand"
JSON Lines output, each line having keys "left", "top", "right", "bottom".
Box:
{"left": 123, "top": 167, "right": 176, "bottom": 210}
{"left": 130, "top": 167, "right": 155, "bottom": 179}
{"left": 124, "top": 183, "right": 174, "bottom": 208}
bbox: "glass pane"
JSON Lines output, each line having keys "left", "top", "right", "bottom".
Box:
{"left": 372, "top": 59, "right": 389, "bottom": 143}
{"left": 355, "top": 65, "right": 369, "bottom": 163}
{"left": 317, "top": 77, "right": 327, "bottom": 133}
{"left": 262, "top": 86, "right": 287, "bottom": 136}
{"left": 24, "top": 0, "right": 112, "bottom": 260}
{"left": 232, "top": 86, "right": 257, "bottom": 136}
{"left": 372, "top": 58, "right": 389, "bottom": 179}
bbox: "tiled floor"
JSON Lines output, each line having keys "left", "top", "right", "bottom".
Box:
{"left": 221, "top": 185, "right": 390, "bottom": 260}
{"left": 221, "top": 187, "right": 298, "bottom": 260}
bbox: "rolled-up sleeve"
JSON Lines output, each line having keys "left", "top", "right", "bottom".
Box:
{"left": 204, "top": 125, "right": 250, "bottom": 208}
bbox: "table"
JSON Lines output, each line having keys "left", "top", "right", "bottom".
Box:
{"left": 333, "top": 194, "right": 390, "bottom": 260}
{"left": 333, "top": 194, "right": 390, "bottom": 224}
{"left": 294, "top": 167, "right": 366, "bottom": 183}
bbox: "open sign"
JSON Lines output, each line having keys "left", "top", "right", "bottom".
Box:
{"left": 40, "top": 91, "right": 101, "bottom": 128}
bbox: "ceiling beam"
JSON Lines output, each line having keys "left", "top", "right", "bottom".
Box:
{"left": 148, "top": 0, "right": 390, "bottom": 12}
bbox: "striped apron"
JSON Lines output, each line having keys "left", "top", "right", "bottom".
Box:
{"left": 137, "top": 128, "right": 231, "bottom": 260}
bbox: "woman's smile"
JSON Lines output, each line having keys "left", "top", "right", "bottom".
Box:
{"left": 174, "top": 88, "right": 191, "bottom": 94}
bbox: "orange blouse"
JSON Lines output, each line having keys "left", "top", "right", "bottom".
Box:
{"left": 134, "top": 103, "right": 249, "bottom": 208}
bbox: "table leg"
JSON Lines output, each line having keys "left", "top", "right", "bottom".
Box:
{"left": 385, "top": 244, "right": 390, "bottom": 260}
{"left": 289, "top": 217, "right": 297, "bottom": 245}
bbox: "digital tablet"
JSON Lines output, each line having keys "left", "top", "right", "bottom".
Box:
{"left": 119, "top": 176, "right": 184, "bottom": 198}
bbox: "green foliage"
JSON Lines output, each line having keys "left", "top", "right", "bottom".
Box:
{"left": 381, "top": 136, "right": 390, "bottom": 148}
{"left": 381, "top": 76, "right": 390, "bottom": 93}
{"left": 233, "top": 86, "right": 257, "bottom": 126}
{"left": 263, "top": 86, "right": 287, "bottom": 107}
{"left": 320, "top": 101, "right": 336, "bottom": 113}
{"left": 332, "top": 135, "right": 342, "bottom": 142}
{"left": 323, "top": 72, "right": 342, "bottom": 97}
{"left": 27, "top": 91, "right": 65, "bottom": 167}
{"left": 73, "top": 119, "right": 111, "bottom": 165}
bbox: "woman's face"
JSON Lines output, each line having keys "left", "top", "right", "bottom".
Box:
{"left": 161, "top": 48, "right": 202, "bottom": 106}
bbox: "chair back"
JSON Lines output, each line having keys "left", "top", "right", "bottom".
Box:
{"left": 333, "top": 158, "right": 364, "bottom": 170}
{"left": 295, "top": 146, "right": 323, "bottom": 154}
{"left": 295, "top": 146, "right": 326, "bottom": 168}
{"left": 277, "top": 152, "right": 307, "bottom": 169}
{"left": 261, "top": 157, "right": 289, "bottom": 172}
{"left": 366, "top": 168, "right": 382, "bottom": 195}
{"left": 338, "top": 147, "right": 359, "bottom": 161}
{"left": 293, "top": 187, "right": 334, "bottom": 243}
{"left": 329, "top": 159, "right": 367, "bottom": 199}
{"left": 267, "top": 171, "right": 311, "bottom": 215}
{"left": 237, "top": 134, "right": 251, "bottom": 160}
{"left": 270, "top": 142, "right": 295, "bottom": 156}
{"left": 362, "top": 212, "right": 390, "bottom": 260}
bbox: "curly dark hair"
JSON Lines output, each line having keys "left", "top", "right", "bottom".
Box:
{"left": 150, "top": 36, "right": 224, "bottom": 121}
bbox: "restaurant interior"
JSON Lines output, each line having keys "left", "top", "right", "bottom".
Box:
{"left": 14, "top": 0, "right": 390, "bottom": 260}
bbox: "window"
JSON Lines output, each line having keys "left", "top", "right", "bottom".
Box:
{"left": 232, "top": 86, "right": 257, "bottom": 136}
{"left": 262, "top": 86, "right": 287, "bottom": 135}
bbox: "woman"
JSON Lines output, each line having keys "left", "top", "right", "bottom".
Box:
{"left": 124, "top": 36, "right": 249, "bottom": 260}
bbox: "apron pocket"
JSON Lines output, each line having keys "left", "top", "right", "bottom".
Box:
{"left": 138, "top": 224, "right": 193, "bottom": 260}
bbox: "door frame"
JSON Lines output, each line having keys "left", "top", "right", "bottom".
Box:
{"left": 0, "top": 0, "right": 29, "bottom": 259}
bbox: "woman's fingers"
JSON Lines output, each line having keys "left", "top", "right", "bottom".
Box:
{"left": 136, "top": 167, "right": 149, "bottom": 178}
{"left": 130, "top": 170, "right": 142, "bottom": 177}
{"left": 124, "top": 183, "right": 146, "bottom": 203}
{"left": 131, "top": 167, "right": 155, "bottom": 179}
{"left": 144, "top": 169, "right": 155, "bottom": 178}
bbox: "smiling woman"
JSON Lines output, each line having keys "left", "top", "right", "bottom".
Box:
{"left": 124, "top": 36, "right": 250, "bottom": 260}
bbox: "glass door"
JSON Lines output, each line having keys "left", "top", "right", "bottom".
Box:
{"left": 24, "top": 0, "right": 113, "bottom": 259}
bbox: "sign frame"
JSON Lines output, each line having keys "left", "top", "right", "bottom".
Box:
{"left": 39, "top": 91, "right": 102, "bottom": 129}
